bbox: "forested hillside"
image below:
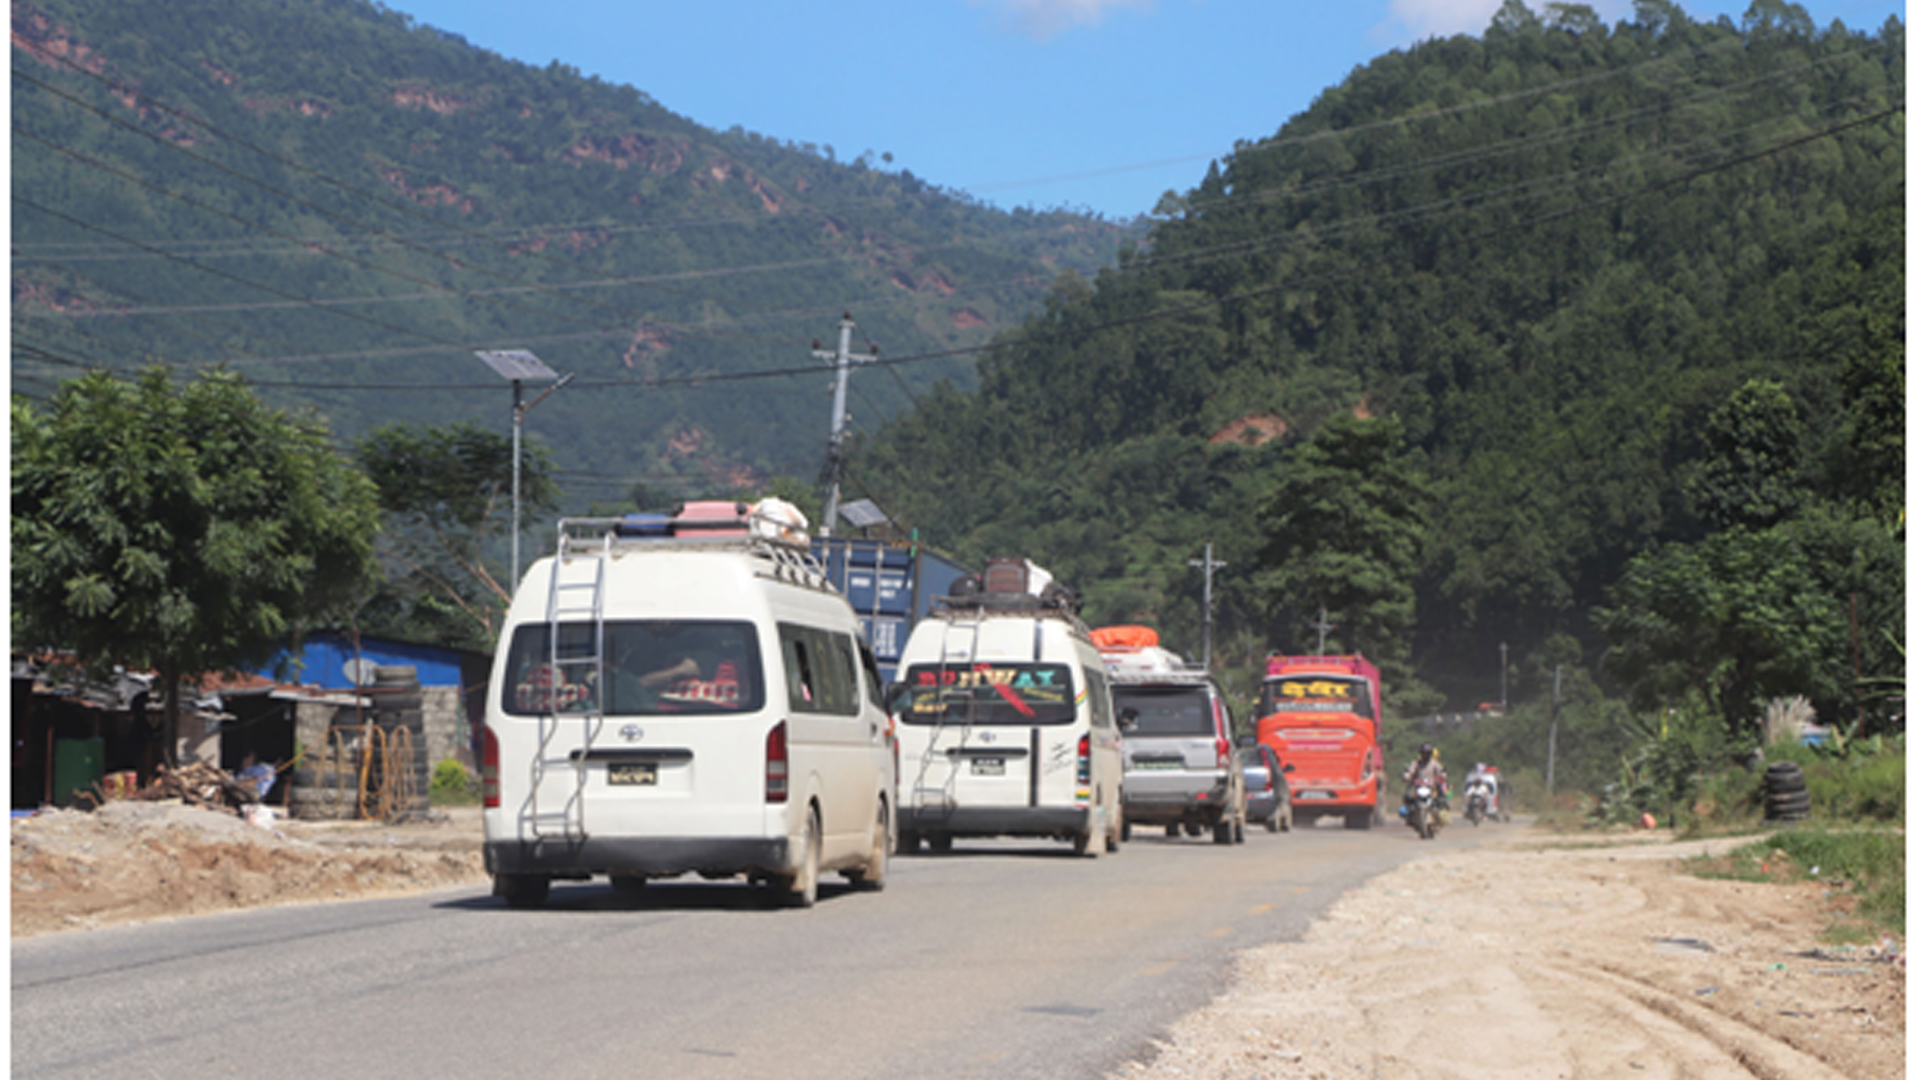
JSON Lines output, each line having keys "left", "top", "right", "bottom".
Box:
{"left": 10, "top": 0, "right": 1128, "bottom": 500}
{"left": 851, "top": 0, "right": 1904, "bottom": 739}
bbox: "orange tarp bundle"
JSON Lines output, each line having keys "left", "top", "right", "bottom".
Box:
{"left": 1090, "top": 625, "right": 1159, "bottom": 649}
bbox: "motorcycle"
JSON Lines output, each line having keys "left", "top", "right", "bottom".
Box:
{"left": 1400, "top": 781, "right": 1443, "bottom": 840}
{"left": 1464, "top": 779, "right": 1495, "bottom": 826}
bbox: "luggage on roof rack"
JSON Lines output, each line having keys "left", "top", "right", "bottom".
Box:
{"left": 1090, "top": 625, "right": 1159, "bottom": 650}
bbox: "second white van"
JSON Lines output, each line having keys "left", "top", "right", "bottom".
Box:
{"left": 891, "top": 559, "right": 1124, "bottom": 856}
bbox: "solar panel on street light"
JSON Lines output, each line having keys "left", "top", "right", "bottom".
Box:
{"left": 838, "top": 499, "right": 890, "bottom": 529}
{"left": 474, "top": 349, "right": 558, "bottom": 381}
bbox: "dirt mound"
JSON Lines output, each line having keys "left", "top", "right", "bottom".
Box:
{"left": 1115, "top": 830, "right": 1902, "bottom": 1080}
{"left": 11, "top": 801, "right": 486, "bottom": 938}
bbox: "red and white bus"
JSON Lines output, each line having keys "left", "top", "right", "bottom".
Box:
{"left": 1255, "top": 654, "right": 1384, "bottom": 830}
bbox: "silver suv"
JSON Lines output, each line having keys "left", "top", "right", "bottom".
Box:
{"left": 1114, "top": 675, "right": 1247, "bottom": 844}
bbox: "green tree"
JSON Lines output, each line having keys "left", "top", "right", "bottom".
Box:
{"left": 1593, "top": 526, "right": 1846, "bottom": 737}
{"left": 1685, "top": 379, "right": 1806, "bottom": 530}
{"left": 12, "top": 368, "right": 381, "bottom": 761}
{"left": 1255, "top": 415, "right": 1432, "bottom": 703}
{"left": 354, "top": 421, "right": 558, "bottom": 650}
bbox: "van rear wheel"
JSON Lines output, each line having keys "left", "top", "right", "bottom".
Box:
{"left": 846, "top": 801, "right": 889, "bottom": 892}
{"left": 495, "top": 874, "right": 550, "bottom": 910}
{"left": 772, "top": 808, "right": 820, "bottom": 908}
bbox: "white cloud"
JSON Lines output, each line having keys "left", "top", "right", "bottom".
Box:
{"left": 975, "top": 0, "right": 1153, "bottom": 41}
{"left": 1378, "top": 0, "right": 1633, "bottom": 43}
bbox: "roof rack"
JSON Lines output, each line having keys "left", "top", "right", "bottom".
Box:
{"left": 551, "top": 507, "right": 830, "bottom": 591}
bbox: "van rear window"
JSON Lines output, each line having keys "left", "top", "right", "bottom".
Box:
{"left": 1113, "top": 686, "right": 1215, "bottom": 736}
{"left": 501, "top": 620, "right": 764, "bottom": 716}
{"left": 899, "top": 663, "right": 1077, "bottom": 726}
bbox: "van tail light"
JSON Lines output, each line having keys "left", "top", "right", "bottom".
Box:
{"left": 765, "top": 720, "right": 789, "bottom": 803}
{"left": 1077, "top": 733, "right": 1091, "bottom": 784}
{"left": 480, "top": 723, "right": 500, "bottom": 809}
{"left": 1215, "top": 736, "right": 1232, "bottom": 770}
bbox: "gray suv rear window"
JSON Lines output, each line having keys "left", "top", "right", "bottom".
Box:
{"left": 1114, "top": 686, "right": 1214, "bottom": 736}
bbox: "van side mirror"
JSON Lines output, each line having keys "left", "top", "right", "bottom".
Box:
{"left": 1118, "top": 707, "right": 1139, "bottom": 733}
{"left": 885, "top": 682, "right": 909, "bottom": 713}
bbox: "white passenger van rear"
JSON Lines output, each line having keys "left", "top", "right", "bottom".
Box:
{"left": 891, "top": 558, "right": 1124, "bottom": 857}
{"left": 480, "top": 502, "right": 895, "bottom": 909}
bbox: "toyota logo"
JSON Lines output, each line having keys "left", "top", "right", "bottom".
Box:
{"left": 619, "top": 724, "right": 645, "bottom": 742}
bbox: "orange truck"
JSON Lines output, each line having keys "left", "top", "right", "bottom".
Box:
{"left": 1255, "top": 654, "right": 1384, "bottom": 829}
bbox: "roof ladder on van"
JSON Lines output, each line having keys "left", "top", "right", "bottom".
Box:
{"left": 530, "top": 529, "right": 612, "bottom": 842}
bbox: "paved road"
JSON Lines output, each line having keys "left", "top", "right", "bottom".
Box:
{"left": 13, "top": 818, "right": 1494, "bottom": 1080}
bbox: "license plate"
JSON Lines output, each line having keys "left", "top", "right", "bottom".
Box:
{"left": 1133, "top": 759, "right": 1181, "bottom": 770}
{"left": 1297, "top": 790, "right": 1334, "bottom": 800}
{"left": 608, "top": 762, "right": 658, "bottom": 786}
{"left": 970, "top": 757, "right": 1006, "bottom": 776}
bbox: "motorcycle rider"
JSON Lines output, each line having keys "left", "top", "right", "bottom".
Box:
{"left": 1402, "top": 742, "right": 1450, "bottom": 822}
{"left": 1463, "top": 762, "right": 1498, "bottom": 820}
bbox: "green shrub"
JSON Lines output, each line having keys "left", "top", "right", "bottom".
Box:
{"left": 1701, "top": 829, "right": 1907, "bottom": 936}
{"left": 430, "top": 758, "right": 479, "bottom": 806}
{"left": 1680, "top": 764, "right": 1764, "bottom": 832}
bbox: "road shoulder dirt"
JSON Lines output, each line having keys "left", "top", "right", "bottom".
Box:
{"left": 1112, "top": 826, "right": 1902, "bottom": 1080}
{"left": 10, "top": 801, "right": 486, "bottom": 938}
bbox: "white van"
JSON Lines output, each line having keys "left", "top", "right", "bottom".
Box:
{"left": 891, "top": 559, "right": 1124, "bottom": 857}
{"left": 480, "top": 505, "right": 895, "bottom": 909}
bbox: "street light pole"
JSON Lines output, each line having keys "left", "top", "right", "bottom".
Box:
{"left": 474, "top": 350, "right": 570, "bottom": 589}
{"left": 510, "top": 373, "right": 574, "bottom": 586}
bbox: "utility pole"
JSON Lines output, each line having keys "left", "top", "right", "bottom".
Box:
{"left": 812, "top": 312, "right": 876, "bottom": 538}
{"left": 1499, "top": 641, "right": 1508, "bottom": 713}
{"left": 1546, "top": 663, "right": 1563, "bottom": 800}
{"left": 1311, "top": 606, "right": 1336, "bottom": 655}
{"left": 1188, "top": 543, "right": 1226, "bottom": 669}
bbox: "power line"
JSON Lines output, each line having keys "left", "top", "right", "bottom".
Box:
{"left": 13, "top": 36, "right": 1115, "bottom": 328}
{"left": 42, "top": 99, "right": 1884, "bottom": 398}
{"left": 11, "top": 193, "right": 480, "bottom": 353}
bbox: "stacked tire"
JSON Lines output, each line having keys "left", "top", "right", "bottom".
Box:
{"left": 1764, "top": 761, "right": 1810, "bottom": 822}
{"left": 286, "top": 743, "right": 360, "bottom": 821}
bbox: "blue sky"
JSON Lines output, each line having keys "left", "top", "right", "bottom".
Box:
{"left": 360, "top": 2, "right": 1898, "bottom": 219}
{"left": 381, "top": 0, "right": 1904, "bottom": 219}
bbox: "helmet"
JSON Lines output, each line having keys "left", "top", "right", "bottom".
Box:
{"left": 1419, "top": 742, "right": 1436, "bottom": 760}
